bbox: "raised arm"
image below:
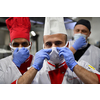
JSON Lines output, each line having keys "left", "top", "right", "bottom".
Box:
{"left": 73, "top": 65, "right": 99, "bottom": 84}
{"left": 69, "top": 46, "right": 76, "bottom": 54}
{"left": 17, "top": 67, "right": 38, "bottom": 84}
{"left": 57, "top": 47, "right": 100, "bottom": 84}
{"left": 17, "top": 49, "right": 52, "bottom": 84}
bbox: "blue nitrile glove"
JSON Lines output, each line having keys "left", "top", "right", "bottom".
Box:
{"left": 32, "top": 49, "right": 52, "bottom": 71}
{"left": 13, "top": 47, "right": 30, "bottom": 68}
{"left": 57, "top": 47, "right": 77, "bottom": 71}
{"left": 72, "top": 36, "right": 86, "bottom": 50}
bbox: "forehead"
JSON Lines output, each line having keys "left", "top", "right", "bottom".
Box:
{"left": 43, "top": 34, "right": 66, "bottom": 43}
{"left": 74, "top": 24, "right": 89, "bottom": 31}
{"left": 12, "top": 38, "right": 29, "bottom": 43}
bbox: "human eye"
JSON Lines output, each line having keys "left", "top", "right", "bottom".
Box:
{"left": 12, "top": 42, "right": 19, "bottom": 47}
{"left": 75, "top": 29, "right": 79, "bottom": 32}
{"left": 55, "top": 41, "right": 62, "bottom": 46}
{"left": 22, "top": 42, "right": 29, "bottom": 47}
{"left": 45, "top": 42, "right": 52, "bottom": 48}
{"left": 82, "top": 30, "right": 87, "bottom": 33}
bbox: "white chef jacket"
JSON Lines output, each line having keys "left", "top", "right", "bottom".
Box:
{"left": 69, "top": 40, "right": 100, "bottom": 72}
{"left": 32, "top": 60, "right": 100, "bottom": 84}
{"left": 0, "top": 55, "right": 34, "bottom": 84}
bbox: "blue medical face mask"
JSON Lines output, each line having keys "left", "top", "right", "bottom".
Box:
{"left": 74, "top": 33, "right": 86, "bottom": 40}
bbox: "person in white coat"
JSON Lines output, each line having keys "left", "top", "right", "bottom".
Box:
{"left": 69, "top": 19, "right": 100, "bottom": 72}
{"left": 0, "top": 17, "right": 34, "bottom": 84}
{"left": 18, "top": 17, "right": 100, "bottom": 84}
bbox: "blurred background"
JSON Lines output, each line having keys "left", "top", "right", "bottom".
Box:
{"left": 0, "top": 17, "right": 100, "bottom": 59}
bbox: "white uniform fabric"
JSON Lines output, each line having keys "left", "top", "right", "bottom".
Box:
{"left": 69, "top": 40, "right": 100, "bottom": 72}
{"left": 32, "top": 60, "right": 100, "bottom": 84}
{"left": 0, "top": 55, "right": 34, "bottom": 84}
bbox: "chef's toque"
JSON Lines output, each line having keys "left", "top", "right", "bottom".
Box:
{"left": 6, "top": 17, "right": 31, "bottom": 42}
{"left": 44, "top": 17, "right": 67, "bottom": 36}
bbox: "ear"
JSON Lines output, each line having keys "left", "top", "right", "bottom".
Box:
{"left": 88, "top": 31, "right": 91, "bottom": 37}
{"left": 30, "top": 42, "right": 32, "bottom": 49}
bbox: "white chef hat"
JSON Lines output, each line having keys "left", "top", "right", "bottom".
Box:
{"left": 44, "top": 17, "right": 67, "bottom": 35}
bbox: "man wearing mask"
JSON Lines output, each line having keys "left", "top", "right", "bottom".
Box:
{"left": 69, "top": 19, "right": 100, "bottom": 72}
{"left": 19, "top": 17, "right": 100, "bottom": 84}
{"left": 0, "top": 17, "right": 34, "bottom": 84}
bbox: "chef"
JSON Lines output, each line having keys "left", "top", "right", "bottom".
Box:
{"left": 30, "top": 17, "right": 100, "bottom": 84}
{"left": 69, "top": 19, "right": 100, "bottom": 72}
{"left": 0, "top": 17, "right": 34, "bottom": 84}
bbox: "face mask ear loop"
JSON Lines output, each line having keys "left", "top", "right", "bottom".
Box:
{"left": 9, "top": 43, "right": 12, "bottom": 49}
{"left": 27, "top": 43, "right": 31, "bottom": 49}
{"left": 9, "top": 43, "right": 16, "bottom": 52}
{"left": 64, "top": 41, "right": 68, "bottom": 47}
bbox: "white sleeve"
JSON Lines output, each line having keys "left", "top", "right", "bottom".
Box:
{"left": 77, "top": 60, "right": 100, "bottom": 75}
{"left": 0, "top": 60, "right": 22, "bottom": 84}
{"left": 0, "top": 65, "right": 5, "bottom": 84}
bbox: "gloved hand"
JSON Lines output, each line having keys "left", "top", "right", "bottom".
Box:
{"left": 72, "top": 36, "right": 86, "bottom": 50}
{"left": 32, "top": 49, "right": 52, "bottom": 71}
{"left": 13, "top": 47, "right": 30, "bottom": 67}
{"left": 57, "top": 47, "right": 77, "bottom": 71}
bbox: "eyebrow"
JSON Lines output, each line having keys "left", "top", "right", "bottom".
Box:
{"left": 45, "top": 41, "right": 52, "bottom": 44}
